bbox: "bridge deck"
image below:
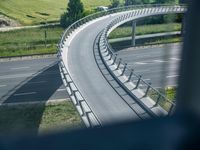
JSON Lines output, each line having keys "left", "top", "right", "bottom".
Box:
{"left": 66, "top": 16, "right": 145, "bottom": 125}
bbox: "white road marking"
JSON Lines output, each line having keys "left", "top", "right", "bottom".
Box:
{"left": 166, "top": 75, "right": 179, "bottom": 78}
{"left": 153, "top": 60, "right": 169, "bottom": 63}
{"left": 11, "top": 67, "right": 30, "bottom": 70}
{"left": 144, "top": 79, "right": 151, "bottom": 81}
{"left": 135, "top": 62, "right": 147, "bottom": 65}
{"left": 0, "top": 73, "right": 33, "bottom": 80}
{"left": 14, "top": 92, "right": 37, "bottom": 96}
{"left": 57, "top": 88, "right": 66, "bottom": 92}
{"left": 0, "top": 71, "right": 58, "bottom": 80}
{"left": 170, "top": 58, "right": 181, "bottom": 61}
{"left": 0, "top": 85, "right": 7, "bottom": 88}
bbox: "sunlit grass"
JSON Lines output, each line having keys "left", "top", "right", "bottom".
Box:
{"left": 0, "top": 101, "right": 83, "bottom": 135}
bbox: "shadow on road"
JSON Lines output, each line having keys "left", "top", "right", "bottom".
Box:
{"left": 0, "top": 62, "right": 63, "bottom": 135}
{"left": 3, "top": 62, "right": 63, "bottom": 103}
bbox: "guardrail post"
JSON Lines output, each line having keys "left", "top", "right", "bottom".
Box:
{"left": 112, "top": 54, "right": 118, "bottom": 65}
{"left": 109, "top": 52, "right": 113, "bottom": 60}
{"left": 135, "top": 75, "right": 142, "bottom": 89}
{"left": 132, "top": 21, "right": 136, "bottom": 47}
{"left": 168, "top": 104, "right": 175, "bottom": 116}
{"left": 121, "top": 63, "right": 127, "bottom": 76}
{"left": 127, "top": 69, "right": 134, "bottom": 82}
{"left": 68, "top": 83, "right": 73, "bottom": 96}
{"left": 78, "top": 100, "right": 85, "bottom": 116}
{"left": 144, "top": 83, "right": 151, "bottom": 97}
{"left": 86, "top": 111, "right": 92, "bottom": 128}
{"left": 105, "top": 48, "right": 111, "bottom": 56}
{"left": 73, "top": 91, "right": 79, "bottom": 105}
{"left": 155, "top": 95, "right": 161, "bottom": 106}
{"left": 116, "top": 58, "right": 122, "bottom": 70}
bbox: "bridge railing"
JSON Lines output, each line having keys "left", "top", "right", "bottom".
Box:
{"left": 59, "top": 4, "right": 187, "bottom": 49}
{"left": 99, "top": 5, "right": 186, "bottom": 115}
{"left": 58, "top": 52, "right": 101, "bottom": 128}
{"left": 58, "top": 5, "right": 186, "bottom": 126}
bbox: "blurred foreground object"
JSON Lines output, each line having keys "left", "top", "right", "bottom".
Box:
{"left": 0, "top": 0, "right": 200, "bottom": 149}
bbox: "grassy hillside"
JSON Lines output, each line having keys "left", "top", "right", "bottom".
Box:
{"left": 0, "top": 0, "right": 111, "bottom": 25}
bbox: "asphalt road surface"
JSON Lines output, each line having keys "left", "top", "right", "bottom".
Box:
{"left": 117, "top": 43, "right": 182, "bottom": 89}
{"left": 66, "top": 14, "right": 148, "bottom": 125}
{"left": 0, "top": 57, "right": 68, "bottom": 104}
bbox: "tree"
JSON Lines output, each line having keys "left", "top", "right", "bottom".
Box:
{"left": 124, "top": 0, "right": 143, "bottom": 6}
{"left": 109, "top": 0, "right": 120, "bottom": 8}
{"left": 60, "top": 0, "right": 84, "bottom": 28}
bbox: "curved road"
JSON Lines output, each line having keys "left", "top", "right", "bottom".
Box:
{"left": 67, "top": 15, "right": 142, "bottom": 125}
{"left": 61, "top": 6, "right": 186, "bottom": 126}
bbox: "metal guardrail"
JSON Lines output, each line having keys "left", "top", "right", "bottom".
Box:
{"left": 99, "top": 5, "right": 187, "bottom": 115}
{"left": 58, "top": 4, "right": 187, "bottom": 127}
{"left": 58, "top": 4, "right": 187, "bottom": 49}
{"left": 58, "top": 54, "right": 101, "bottom": 128}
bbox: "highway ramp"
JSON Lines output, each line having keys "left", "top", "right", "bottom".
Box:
{"left": 65, "top": 15, "right": 151, "bottom": 125}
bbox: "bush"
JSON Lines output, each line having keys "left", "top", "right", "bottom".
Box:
{"left": 60, "top": 0, "right": 84, "bottom": 28}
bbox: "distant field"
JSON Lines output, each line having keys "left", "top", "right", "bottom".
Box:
{"left": 0, "top": 23, "right": 181, "bottom": 57}
{"left": 0, "top": 0, "right": 111, "bottom": 25}
{"left": 109, "top": 23, "right": 181, "bottom": 39}
{"left": 0, "top": 26, "right": 64, "bottom": 57}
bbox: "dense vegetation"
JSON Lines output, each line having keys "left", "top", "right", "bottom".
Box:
{"left": 60, "top": 0, "right": 84, "bottom": 28}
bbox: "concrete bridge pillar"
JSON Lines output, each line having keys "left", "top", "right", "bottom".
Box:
{"left": 132, "top": 21, "right": 136, "bottom": 47}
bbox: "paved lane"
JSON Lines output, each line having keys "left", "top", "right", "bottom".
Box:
{"left": 66, "top": 14, "right": 144, "bottom": 125}
{"left": 117, "top": 43, "right": 182, "bottom": 88}
{"left": 0, "top": 57, "right": 69, "bottom": 104}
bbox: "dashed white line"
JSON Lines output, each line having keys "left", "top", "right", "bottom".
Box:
{"left": 144, "top": 79, "right": 151, "bottom": 81}
{"left": 14, "top": 92, "right": 37, "bottom": 96}
{"left": 153, "top": 60, "right": 169, "bottom": 63}
{"left": 170, "top": 58, "right": 181, "bottom": 61}
{"left": 0, "top": 73, "right": 33, "bottom": 79}
{"left": 135, "top": 62, "right": 148, "bottom": 65}
{"left": 166, "top": 75, "right": 179, "bottom": 78}
{"left": 11, "top": 67, "right": 30, "bottom": 70}
{"left": 0, "top": 85, "right": 7, "bottom": 88}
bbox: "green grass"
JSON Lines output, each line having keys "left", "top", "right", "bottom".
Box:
{"left": 0, "top": 26, "right": 64, "bottom": 57}
{"left": 110, "top": 36, "right": 181, "bottom": 50}
{"left": 149, "top": 87, "right": 176, "bottom": 112}
{"left": 109, "top": 23, "right": 181, "bottom": 39}
{"left": 144, "top": 36, "right": 181, "bottom": 45}
{"left": 0, "top": 101, "right": 83, "bottom": 135}
{"left": 0, "top": 0, "right": 111, "bottom": 25}
{"left": 0, "top": 22, "right": 181, "bottom": 58}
